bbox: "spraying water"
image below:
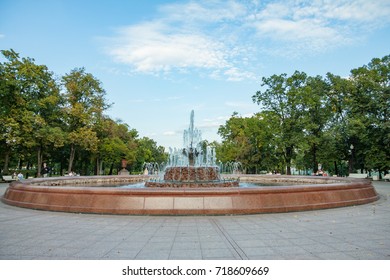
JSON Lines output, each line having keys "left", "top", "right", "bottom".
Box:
{"left": 145, "top": 110, "right": 238, "bottom": 188}
{"left": 167, "top": 110, "right": 216, "bottom": 167}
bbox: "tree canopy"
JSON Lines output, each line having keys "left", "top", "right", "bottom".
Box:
{"left": 1, "top": 49, "right": 388, "bottom": 177}
{"left": 0, "top": 49, "right": 167, "bottom": 176}
{"left": 218, "top": 54, "right": 389, "bottom": 176}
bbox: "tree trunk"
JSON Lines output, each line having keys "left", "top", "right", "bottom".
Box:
{"left": 37, "top": 146, "right": 43, "bottom": 177}
{"left": 60, "top": 161, "right": 64, "bottom": 176}
{"left": 3, "top": 149, "right": 10, "bottom": 174}
{"left": 312, "top": 144, "right": 317, "bottom": 173}
{"left": 95, "top": 157, "right": 103, "bottom": 175}
{"left": 334, "top": 161, "right": 339, "bottom": 176}
{"left": 285, "top": 146, "right": 293, "bottom": 175}
{"left": 109, "top": 163, "right": 114, "bottom": 175}
{"left": 286, "top": 164, "right": 291, "bottom": 175}
{"left": 82, "top": 158, "right": 88, "bottom": 175}
{"left": 95, "top": 157, "right": 99, "bottom": 175}
{"left": 348, "top": 148, "right": 354, "bottom": 174}
{"left": 68, "top": 144, "right": 76, "bottom": 173}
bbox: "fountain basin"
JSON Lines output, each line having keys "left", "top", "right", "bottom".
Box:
{"left": 1, "top": 175, "right": 379, "bottom": 215}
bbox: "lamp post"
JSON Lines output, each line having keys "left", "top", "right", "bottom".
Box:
{"left": 348, "top": 144, "right": 354, "bottom": 174}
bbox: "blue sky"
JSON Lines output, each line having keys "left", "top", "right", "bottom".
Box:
{"left": 1, "top": 0, "right": 390, "bottom": 149}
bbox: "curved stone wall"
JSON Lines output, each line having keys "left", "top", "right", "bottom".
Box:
{"left": 1, "top": 175, "right": 379, "bottom": 215}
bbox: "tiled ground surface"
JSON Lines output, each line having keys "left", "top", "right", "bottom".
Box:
{"left": 1, "top": 181, "right": 389, "bottom": 260}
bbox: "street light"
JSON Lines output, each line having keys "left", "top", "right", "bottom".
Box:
{"left": 349, "top": 144, "right": 354, "bottom": 174}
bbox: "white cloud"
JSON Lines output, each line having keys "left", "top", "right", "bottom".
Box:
{"left": 198, "top": 121, "right": 223, "bottom": 130}
{"left": 198, "top": 115, "right": 231, "bottom": 130}
{"left": 104, "top": 0, "right": 257, "bottom": 81}
{"left": 224, "top": 67, "right": 257, "bottom": 81}
{"left": 104, "top": 0, "right": 390, "bottom": 79}
{"left": 254, "top": 18, "right": 338, "bottom": 42}
{"left": 159, "top": 0, "right": 247, "bottom": 23}
{"left": 250, "top": 0, "right": 390, "bottom": 50}
{"left": 321, "top": 0, "right": 390, "bottom": 23}
{"left": 108, "top": 21, "right": 233, "bottom": 75}
{"left": 252, "top": 17, "right": 346, "bottom": 55}
{"left": 163, "top": 131, "right": 177, "bottom": 136}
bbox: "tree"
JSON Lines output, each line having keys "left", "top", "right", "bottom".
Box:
{"left": 218, "top": 112, "right": 252, "bottom": 165}
{"left": 0, "top": 49, "right": 24, "bottom": 174}
{"left": 299, "top": 75, "right": 332, "bottom": 173}
{"left": 0, "top": 49, "right": 64, "bottom": 176}
{"left": 134, "top": 137, "right": 167, "bottom": 173}
{"left": 97, "top": 118, "right": 138, "bottom": 175}
{"left": 62, "top": 68, "right": 110, "bottom": 173}
{"left": 252, "top": 71, "right": 308, "bottom": 174}
{"left": 217, "top": 112, "right": 279, "bottom": 173}
{"left": 349, "top": 55, "right": 390, "bottom": 175}
{"left": 323, "top": 73, "right": 355, "bottom": 175}
{"left": 19, "top": 55, "right": 64, "bottom": 177}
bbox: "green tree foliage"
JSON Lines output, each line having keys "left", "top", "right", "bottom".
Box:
{"left": 252, "top": 71, "right": 309, "bottom": 174}
{"left": 2, "top": 49, "right": 387, "bottom": 177}
{"left": 0, "top": 49, "right": 64, "bottom": 176}
{"left": 298, "top": 75, "right": 332, "bottom": 173}
{"left": 349, "top": 55, "right": 390, "bottom": 174}
{"left": 217, "top": 112, "right": 279, "bottom": 173}
{"left": 0, "top": 50, "right": 167, "bottom": 176}
{"left": 97, "top": 118, "right": 138, "bottom": 175}
{"left": 0, "top": 49, "right": 26, "bottom": 173}
{"left": 218, "top": 55, "right": 389, "bottom": 175}
{"left": 61, "top": 68, "right": 109, "bottom": 173}
{"left": 133, "top": 137, "right": 168, "bottom": 173}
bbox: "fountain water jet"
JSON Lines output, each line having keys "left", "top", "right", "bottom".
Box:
{"left": 145, "top": 110, "right": 239, "bottom": 188}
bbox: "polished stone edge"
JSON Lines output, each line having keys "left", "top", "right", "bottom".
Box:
{"left": 1, "top": 175, "right": 379, "bottom": 215}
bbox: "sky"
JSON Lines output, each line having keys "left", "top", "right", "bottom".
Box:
{"left": 1, "top": 0, "right": 390, "bottom": 149}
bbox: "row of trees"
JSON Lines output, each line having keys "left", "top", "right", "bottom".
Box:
{"left": 0, "top": 49, "right": 167, "bottom": 177}
{"left": 1, "top": 49, "right": 388, "bottom": 177}
{"left": 216, "top": 55, "right": 389, "bottom": 176}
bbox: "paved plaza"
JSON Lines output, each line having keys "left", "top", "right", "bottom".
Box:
{"left": 0, "top": 181, "right": 389, "bottom": 260}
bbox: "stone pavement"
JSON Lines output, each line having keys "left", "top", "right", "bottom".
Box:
{"left": 0, "top": 181, "right": 389, "bottom": 260}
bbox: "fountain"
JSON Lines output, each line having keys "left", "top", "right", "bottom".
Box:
{"left": 145, "top": 110, "right": 238, "bottom": 188}
{"left": 1, "top": 110, "right": 379, "bottom": 215}
{"left": 142, "top": 162, "right": 161, "bottom": 175}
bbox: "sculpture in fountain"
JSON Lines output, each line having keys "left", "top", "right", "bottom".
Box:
{"left": 145, "top": 110, "right": 239, "bottom": 188}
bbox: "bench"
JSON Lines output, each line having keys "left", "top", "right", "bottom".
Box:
{"left": 348, "top": 173, "right": 367, "bottom": 179}
{"left": 2, "top": 175, "right": 16, "bottom": 182}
